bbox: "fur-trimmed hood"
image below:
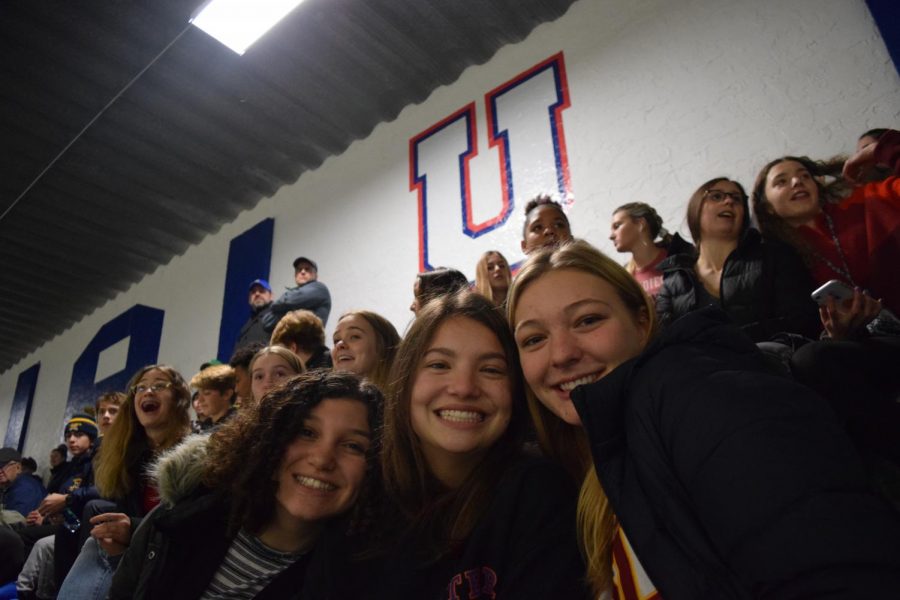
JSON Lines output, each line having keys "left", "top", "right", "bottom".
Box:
{"left": 149, "top": 433, "right": 210, "bottom": 508}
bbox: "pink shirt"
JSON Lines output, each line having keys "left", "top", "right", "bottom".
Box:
{"left": 632, "top": 249, "right": 668, "bottom": 297}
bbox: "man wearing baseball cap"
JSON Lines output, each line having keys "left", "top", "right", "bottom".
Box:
{"left": 233, "top": 278, "right": 274, "bottom": 353}
{"left": 1, "top": 447, "right": 45, "bottom": 520}
{"left": 262, "top": 256, "right": 332, "bottom": 332}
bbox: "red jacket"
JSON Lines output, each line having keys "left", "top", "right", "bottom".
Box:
{"left": 798, "top": 175, "right": 900, "bottom": 313}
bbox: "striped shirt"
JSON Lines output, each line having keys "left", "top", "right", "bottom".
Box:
{"left": 199, "top": 529, "right": 307, "bottom": 599}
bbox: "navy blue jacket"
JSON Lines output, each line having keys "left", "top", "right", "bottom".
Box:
{"left": 263, "top": 280, "right": 332, "bottom": 330}
{"left": 350, "top": 457, "right": 591, "bottom": 599}
{"left": 572, "top": 308, "right": 900, "bottom": 598}
{"left": 1, "top": 472, "right": 45, "bottom": 517}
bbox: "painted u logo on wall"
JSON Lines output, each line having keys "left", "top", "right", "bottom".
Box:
{"left": 410, "top": 52, "right": 573, "bottom": 272}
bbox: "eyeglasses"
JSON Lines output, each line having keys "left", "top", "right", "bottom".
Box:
{"left": 131, "top": 382, "right": 174, "bottom": 395}
{"left": 704, "top": 189, "right": 744, "bottom": 203}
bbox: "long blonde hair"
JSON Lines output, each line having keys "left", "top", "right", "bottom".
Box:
{"left": 94, "top": 365, "right": 191, "bottom": 500}
{"left": 474, "top": 250, "right": 511, "bottom": 306}
{"left": 508, "top": 239, "right": 657, "bottom": 596}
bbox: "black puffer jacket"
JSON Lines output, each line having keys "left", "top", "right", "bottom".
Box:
{"left": 655, "top": 229, "right": 820, "bottom": 342}
{"left": 571, "top": 308, "right": 900, "bottom": 599}
{"left": 663, "top": 231, "right": 695, "bottom": 258}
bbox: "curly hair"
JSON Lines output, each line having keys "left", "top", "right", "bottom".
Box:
{"left": 522, "top": 194, "right": 570, "bottom": 236}
{"left": 203, "top": 370, "right": 383, "bottom": 538}
{"left": 229, "top": 342, "right": 266, "bottom": 370}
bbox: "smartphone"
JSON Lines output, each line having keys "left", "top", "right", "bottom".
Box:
{"left": 810, "top": 280, "right": 854, "bottom": 306}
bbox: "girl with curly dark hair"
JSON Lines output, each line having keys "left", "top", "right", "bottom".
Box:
{"left": 107, "top": 370, "right": 383, "bottom": 600}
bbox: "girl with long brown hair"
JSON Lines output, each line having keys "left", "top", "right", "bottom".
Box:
{"left": 353, "top": 291, "right": 589, "bottom": 599}
{"left": 57, "top": 365, "right": 192, "bottom": 600}
{"left": 331, "top": 310, "right": 400, "bottom": 393}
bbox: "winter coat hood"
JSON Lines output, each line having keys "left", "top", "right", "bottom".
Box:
{"left": 149, "top": 433, "right": 210, "bottom": 508}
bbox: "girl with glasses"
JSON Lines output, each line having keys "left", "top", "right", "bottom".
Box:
{"left": 656, "top": 177, "right": 820, "bottom": 348}
{"left": 57, "top": 364, "right": 192, "bottom": 600}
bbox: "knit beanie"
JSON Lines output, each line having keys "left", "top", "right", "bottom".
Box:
{"left": 64, "top": 413, "right": 98, "bottom": 442}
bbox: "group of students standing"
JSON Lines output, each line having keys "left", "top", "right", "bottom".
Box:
{"left": 5, "top": 129, "right": 900, "bottom": 599}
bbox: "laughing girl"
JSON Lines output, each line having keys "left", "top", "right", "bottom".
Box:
{"left": 354, "top": 291, "right": 589, "bottom": 599}
{"left": 508, "top": 239, "right": 900, "bottom": 598}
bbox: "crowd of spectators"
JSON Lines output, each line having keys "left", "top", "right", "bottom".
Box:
{"left": 1, "top": 129, "right": 899, "bottom": 599}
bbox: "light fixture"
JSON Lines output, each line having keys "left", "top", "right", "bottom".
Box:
{"left": 191, "top": 0, "right": 306, "bottom": 55}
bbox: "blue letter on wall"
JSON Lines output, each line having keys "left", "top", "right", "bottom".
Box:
{"left": 217, "top": 218, "right": 274, "bottom": 362}
{"left": 66, "top": 304, "right": 164, "bottom": 418}
{"left": 3, "top": 363, "right": 40, "bottom": 452}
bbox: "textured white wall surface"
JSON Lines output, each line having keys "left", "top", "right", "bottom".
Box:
{"left": 2, "top": 0, "right": 898, "bottom": 458}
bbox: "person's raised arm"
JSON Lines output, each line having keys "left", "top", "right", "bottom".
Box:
{"left": 844, "top": 129, "right": 900, "bottom": 182}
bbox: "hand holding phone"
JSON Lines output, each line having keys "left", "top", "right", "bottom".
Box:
{"left": 811, "top": 280, "right": 854, "bottom": 306}
{"left": 813, "top": 281, "right": 881, "bottom": 340}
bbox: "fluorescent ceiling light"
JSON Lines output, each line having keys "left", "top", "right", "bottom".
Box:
{"left": 191, "top": 0, "right": 305, "bottom": 55}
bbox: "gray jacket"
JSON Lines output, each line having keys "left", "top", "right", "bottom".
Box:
{"left": 262, "top": 280, "right": 331, "bottom": 331}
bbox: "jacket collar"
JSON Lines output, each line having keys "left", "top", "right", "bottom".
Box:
{"left": 657, "top": 228, "right": 761, "bottom": 272}
{"left": 569, "top": 307, "right": 752, "bottom": 460}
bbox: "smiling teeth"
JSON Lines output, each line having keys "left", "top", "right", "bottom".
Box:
{"left": 438, "top": 409, "right": 483, "bottom": 423}
{"left": 294, "top": 475, "right": 335, "bottom": 491}
{"left": 559, "top": 374, "right": 601, "bottom": 391}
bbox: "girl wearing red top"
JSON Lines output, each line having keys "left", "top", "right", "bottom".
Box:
{"left": 751, "top": 132, "right": 900, "bottom": 470}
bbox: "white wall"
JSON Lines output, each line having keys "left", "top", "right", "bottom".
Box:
{"left": 2, "top": 0, "right": 898, "bottom": 459}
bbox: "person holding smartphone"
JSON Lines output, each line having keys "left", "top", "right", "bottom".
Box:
{"left": 752, "top": 131, "right": 900, "bottom": 474}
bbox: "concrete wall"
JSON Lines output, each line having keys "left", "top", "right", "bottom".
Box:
{"left": 2, "top": 0, "right": 898, "bottom": 459}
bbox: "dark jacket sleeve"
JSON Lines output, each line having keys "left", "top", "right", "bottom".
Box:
{"left": 497, "top": 462, "right": 592, "bottom": 599}
{"left": 655, "top": 349, "right": 900, "bottom": 596}
{"left": 68, "top": 485, "right": 99, "bottom": 514}
{"left": 739, "top": 239, "right": 821, "bottom": 341}
{"left": 655, "top": 267, "right": 697, "bottom": 329}
{"left": 5, "top": 476, "right": 46, "bottom": 517}
{"left": 654, "top": 278, "right": 676, "bottom": 329}
{"left": 108, "top": 509, "right": 159, "bottom": 600}
{"left": 56, "top": 454, "right": 97, "bottom": 515}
